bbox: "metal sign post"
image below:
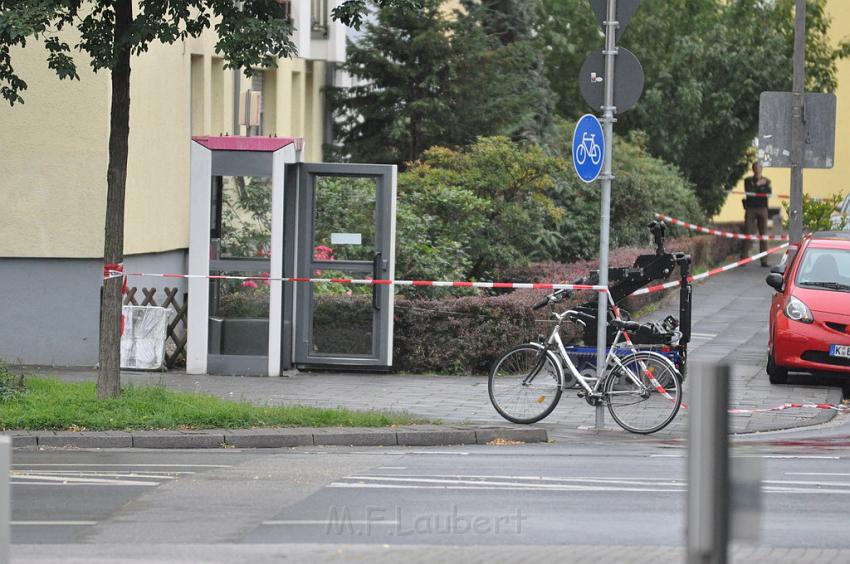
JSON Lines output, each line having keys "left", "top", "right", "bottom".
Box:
{"left": 594, "top": 0, "right": 619, "bottom": 430}
{"left": 578, "top": 0, "right": 643, "bottom": 430}
{"left": 789, "top": 0, "right": 806, "bottom": 243}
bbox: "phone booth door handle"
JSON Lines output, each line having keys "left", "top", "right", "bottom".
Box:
{"left": 372, "top": 252, "right": 382, "bottom": 311}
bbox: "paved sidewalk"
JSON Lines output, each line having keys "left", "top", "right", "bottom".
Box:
{"left": 30, "top": 261, "right": 845, "bottom": 439}
{"left": 14, "top": 543, "right": 850, "bottom": 563}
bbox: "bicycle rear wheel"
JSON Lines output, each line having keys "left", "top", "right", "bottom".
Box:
{"left": 488, "top": 344, "right": 563, "bottom": 424}
{"left": 605, "top": 352, "right": 682, "bottom": 434}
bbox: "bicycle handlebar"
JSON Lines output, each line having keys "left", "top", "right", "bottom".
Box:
{"left": 532, "top": 288, "right": 574, "bottom": 310}
{"left": 532, "top": 297, "right": 550, "bottom": 310}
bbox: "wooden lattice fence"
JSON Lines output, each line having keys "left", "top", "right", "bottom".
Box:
{"left": 124, "top": 287, "right": 187, "bottom": 369}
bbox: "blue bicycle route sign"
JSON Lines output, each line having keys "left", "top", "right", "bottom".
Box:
{"left": 572, "top": 114, "right": 605, "bottom": 183}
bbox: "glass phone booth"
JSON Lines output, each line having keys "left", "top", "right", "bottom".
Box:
{"left": 187, "top": 137, "right": 397, "bottom": 376}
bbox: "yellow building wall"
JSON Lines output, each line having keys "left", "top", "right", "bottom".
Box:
{"left": 714, "top": 1, "right": 850, "bottom": 223}
{"left": 1, "top": 26, "right": 328, "bottom": 258}
{"left": 0, "top": 31, "right": 110, "bottom": 258}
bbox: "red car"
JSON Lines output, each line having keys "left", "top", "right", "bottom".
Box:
{"left": 766, "top": 231, "right": 850, "bottom": 384}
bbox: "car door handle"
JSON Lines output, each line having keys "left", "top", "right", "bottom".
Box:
{"left": 372, "top": 252, "right": 382, "bottom": 311}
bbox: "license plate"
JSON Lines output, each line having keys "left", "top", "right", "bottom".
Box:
{"left": 830, "top": 345, "right": 850, "bottom": 359}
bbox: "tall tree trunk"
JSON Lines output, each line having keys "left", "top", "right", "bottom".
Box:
{"left": 97, "top": 0, "right": 133, "bottom": 399}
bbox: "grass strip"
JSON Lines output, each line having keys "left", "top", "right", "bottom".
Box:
{"left": 0, "top": 377, "right": 425, "bottom": 431}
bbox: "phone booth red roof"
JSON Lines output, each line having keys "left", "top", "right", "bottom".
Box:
{"left": 191, "top": 136, "right": 302, "bottom": 152}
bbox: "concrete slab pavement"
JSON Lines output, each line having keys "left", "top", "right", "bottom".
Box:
{"left": 14, "top": 543, "right": 850, "bottom": 563}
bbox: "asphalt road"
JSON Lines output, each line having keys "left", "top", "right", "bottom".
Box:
{"left": 9, "top": 416, "right": 850, "bottom": 562}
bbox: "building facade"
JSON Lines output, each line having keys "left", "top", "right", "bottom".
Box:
{"left": 0, "top": 0, "right": 348, "bottom": 366}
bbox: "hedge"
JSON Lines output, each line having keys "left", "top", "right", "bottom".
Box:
{"left": 391, "top": 235, "right": 740, "bottom": 375}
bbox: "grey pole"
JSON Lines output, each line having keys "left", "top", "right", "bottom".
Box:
{"left": 233, "top": 69, "right": 241, "bottom": 136}
{"left": 595, "top": 0, "right": 618, "bottom": 429}
{"left": 686, "top": 364, "right": 730, "bottom": 564}
{"left": 0, "top": 435, "right": 10, "bottom": 564}
{"left": 789, "top": 0, "right": 806, "bottom": 243}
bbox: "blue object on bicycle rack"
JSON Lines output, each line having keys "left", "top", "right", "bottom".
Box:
{"left": 564, "top": 346, "right": 681, "bottom": 372}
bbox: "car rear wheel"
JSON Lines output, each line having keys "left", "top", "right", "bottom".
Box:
{"left": 767, "top": 350, "right": 789, "bottom": 385}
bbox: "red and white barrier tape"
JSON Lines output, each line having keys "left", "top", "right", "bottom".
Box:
{"left": 731, "top": 190, "right": 824, "bottom": 203}
{"left": 103, "top": 269, "right": 608, "bottom": 292}
{"left": 728, "top": 402, "right": 849, "bottom": 415}
{"left": 731, "top": 190, "right": 790, "bottom": 201}
{"left": 655, "top": 212, "right": 788, "bottom": 241}
{"left": 629, "top": 243, "right": 789, "bottom": 297}
{"left": 105, "top": 242, "right": 788, "bottom": 298}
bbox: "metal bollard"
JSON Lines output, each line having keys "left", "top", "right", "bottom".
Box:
{"left": 687, "top": 363, "right": 729, "bottom": 564}
{"left": 0, "top": 435, "right": 10, "bottom": 564}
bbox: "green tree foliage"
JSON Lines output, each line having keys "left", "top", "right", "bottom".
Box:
{"left": 0, "top": 0, "right": 419, "bottom": 398}
{"left": 391, "top": 132, "right": 700, "bottom": 286}
{"left": 460, "top": 0, "right": 557, "bottom": 145}
{"left": 782, "top": 192, "right": 847, "bottom": 233}
{"left": 395, "top": 136, "right": 565, "bottom": 285}
{"left": 328, "top": 0, "right": 556, "bottom": 166}
{"left": 540, "top": 0, "right": 850, "bottom": 216}
{"left": 541, "top": 123, "right": 704, "bottom": 262}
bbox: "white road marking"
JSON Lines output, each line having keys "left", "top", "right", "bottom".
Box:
{"left": 328, "top": 482, "right": 683, "bottom": 493}
{"left": 329, "top": 482, "right": 850, "bottom": 495}
{"left": 11, "top": 482, "right": 154, "bottom": 487}
{"left": 407, "top": 452, "right": 469, "bottom": 456}
{"left": 763, "top": 487, "right": 850, "bottom": 495}
{"left": 11, "top": 474, "right": 158, "bottom": 487}
{"left": 786, "top": 472, "right": 850, "bottom": 476}
{"left": 690, "top": 333, "right": 718, "bottom": 338}
{"left": 349, "top": 474, "right": 684, "bottom": 487}
{"left": 262, "top": 520, "right": 400, "bottom": 526}
{"left": 330, "top": 475, "right": 850, "bottom": 495}
{"left": 13, "top": 463, "right": 231, "bottom": 468}
{"left": 377, "top": 467, "right": 407, "bottom": 470}
{"left": 764, "top": 479, "right": 850, "bottom": 487}
{"left": 761, "top": 455, "right": 841, "bottom": 460}
{"left": 12, "top": 521, "right": 97, "bottom": 526}
{"left": 651, "top": 454, "right": 841, "bottom": 460}
{"left": 19, "top": 471, "right": 185, "bottom": 480}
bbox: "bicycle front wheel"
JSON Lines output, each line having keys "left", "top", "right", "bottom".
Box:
{"left": 488, "top": 345, "right": 563, "bottom": 424}
{"left": 605, "top": 352, "right": 682, "bottom": 434}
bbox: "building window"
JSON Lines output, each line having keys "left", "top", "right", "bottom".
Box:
{"left": 311, "top": 0, "right": 329, "bottom": 38}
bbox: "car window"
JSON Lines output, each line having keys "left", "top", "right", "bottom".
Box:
{"left": 776, "top": 247, "right": 798, "bottom": 280}
{"left": 795, "top": 247, "right": 850, "bottom": 290}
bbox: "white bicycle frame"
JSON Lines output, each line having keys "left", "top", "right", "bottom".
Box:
{"left": 541, "top": 310, "right": 652, "bottom": 397}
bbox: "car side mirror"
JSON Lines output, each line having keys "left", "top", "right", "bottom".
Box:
{"left": 766, "top": 272, "right": 784, "bottom": 292}
{"left": 770, "top": 264, "right": 785, "bottom": 275}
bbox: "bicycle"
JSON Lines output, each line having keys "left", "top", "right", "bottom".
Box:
{"left": 487, "top": 289, "right": 683, "bottom": 434}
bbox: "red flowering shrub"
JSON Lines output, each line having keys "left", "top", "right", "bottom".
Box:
{"left": 391, "top": 236, "right": 738, "bottom": 374}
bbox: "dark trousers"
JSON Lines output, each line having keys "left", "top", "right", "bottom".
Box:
{"left": 743, "top": 207, "right": 769, "bottom": 264}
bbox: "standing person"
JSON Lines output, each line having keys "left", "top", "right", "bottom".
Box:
{"left": 742, "top": 161, "right": 772, "bottom": 267}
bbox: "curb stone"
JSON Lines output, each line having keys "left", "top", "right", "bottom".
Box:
{"left": 3, "top": 426, "right": 548, "bottom": 450}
